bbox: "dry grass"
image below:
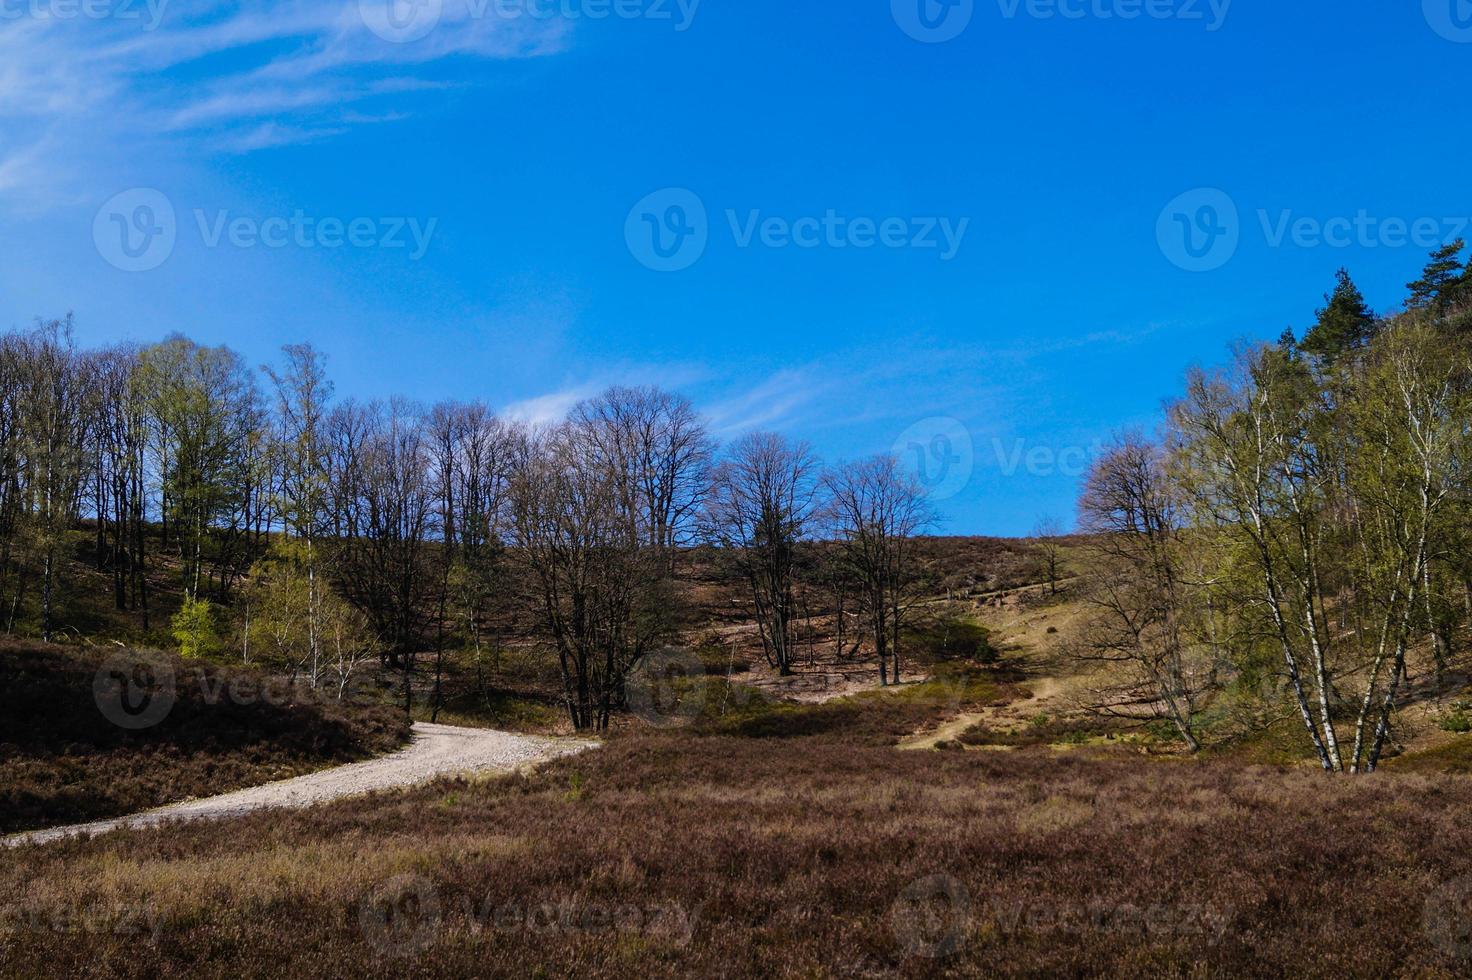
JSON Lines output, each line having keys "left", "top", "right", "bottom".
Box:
{"left": 3, "top": 734, "right": 1472, "bottom": 977}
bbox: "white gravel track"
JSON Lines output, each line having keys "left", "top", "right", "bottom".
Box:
{"left": 2, "top": 723, "right": 595, "bottom": 849}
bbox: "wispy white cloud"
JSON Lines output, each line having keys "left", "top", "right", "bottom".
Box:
{"left": 703, "top": 367, "right": 826, "bottom": 437}
{"left": 502, "top": 382, "right": 605, "bottom": 429}
{"left": 0, "top": 0, "right": 570, "bottom": 205}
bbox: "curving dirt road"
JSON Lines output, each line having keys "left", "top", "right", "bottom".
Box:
{"left": 3, "top": 723, "right": 595, "bottom": 849}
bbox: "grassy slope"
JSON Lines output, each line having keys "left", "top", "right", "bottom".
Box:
{"left": 0, "top": 642, "right": 411, "bottom": 834}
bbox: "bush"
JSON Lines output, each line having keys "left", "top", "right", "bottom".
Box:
{"left": 1439, "top": 712, "right": 1472, "bottom": 734}
{"left": 171, "top": 596, "right": 223, "bottom": 660}
{"left": 905, "top": 617, "right": 995, "bottom": 665}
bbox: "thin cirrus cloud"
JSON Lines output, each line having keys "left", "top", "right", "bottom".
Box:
{"left": 0, "top": 0, "right": 570, "bottom": 204}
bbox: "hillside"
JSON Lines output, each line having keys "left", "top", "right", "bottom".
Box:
{"left": 0, "top": 642, "right": 410, "bottom": 834}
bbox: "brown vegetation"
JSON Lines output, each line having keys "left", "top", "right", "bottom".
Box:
{"left": 4, "top": 731, "right": 1472, "bottom": 977}
{"left": 0, "top": 642, "right": 409, "bottom": 834}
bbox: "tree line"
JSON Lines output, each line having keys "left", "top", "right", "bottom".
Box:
{"left": 0, "top": 330, "right": 933, "bottom": 730}
{"left": 1073, "top": 240, "right": 1472, "bottom": 771}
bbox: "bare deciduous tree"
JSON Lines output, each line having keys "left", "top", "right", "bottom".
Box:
{"left": 570, "top": 386, "right": 714, "bottom": 569}
{"left": 1031, "top": 515, "right": 1065, "bottom": 595}
{"left": 823, "top": 455, "right": 934, "bottom": 685}
{"left": 510, "top": 419, "right": 672, "bottom": 731}
{"left": 1074, "top": 434, "right": 1209, "bottom": 752}
{"left": 705, "top": 433, "right": 820, "bottom": 677}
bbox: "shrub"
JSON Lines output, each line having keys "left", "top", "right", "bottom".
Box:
{"left": 905, "top": 617, "right": 995, "bottom": 665}
{"left": 171, "top": 596, "right": 222, "bottom": 660}
{"left": 1439, "top": 712, "right": 1472, "bottom": 734}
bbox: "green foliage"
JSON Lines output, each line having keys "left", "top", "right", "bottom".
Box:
{"left": 1300, "top": 268, "right": 1377, "bottom": 364}
{"left": 171, "top": 596, "right": 222, "bottom": 660}
{"left": 904, "top": 617, "right": 995, "bottom": 665}
{"left": 1439, "top": 701, "right": 1472, "bottom": 733}
{"left": 1439, "top": 713, "right": 1471, "bottom": 734}
{"left": 1406, "top": 239, "right": 1466, "bottom": 312}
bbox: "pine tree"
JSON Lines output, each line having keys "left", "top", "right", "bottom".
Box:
{"left": 1406, "top": 240, "right": 1466, "bottom": 312}
{"left": 1300, "top": 268, "right": 1377, "bottom": 365}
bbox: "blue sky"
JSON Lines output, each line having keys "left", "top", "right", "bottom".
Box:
{"left": 1, "top": 0, "right": 1468, "bottom": 535}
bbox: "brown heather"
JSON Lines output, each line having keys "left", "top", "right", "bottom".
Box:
{"left": 2, "top": 731, "right": 1472, "bottom": 978}
{"left": 0, "top": 642, "right": 410, "bottom": 834}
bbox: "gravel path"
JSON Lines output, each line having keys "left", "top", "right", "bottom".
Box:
{"left": 3, "top": 723, "right": 595, "bottom": 849}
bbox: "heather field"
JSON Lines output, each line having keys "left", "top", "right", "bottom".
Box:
{"left": 0, "top": 643, "right": 410, "bottom": 835}
{"left": 4, "top": 732, "right": 1472, "bottom": 979}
